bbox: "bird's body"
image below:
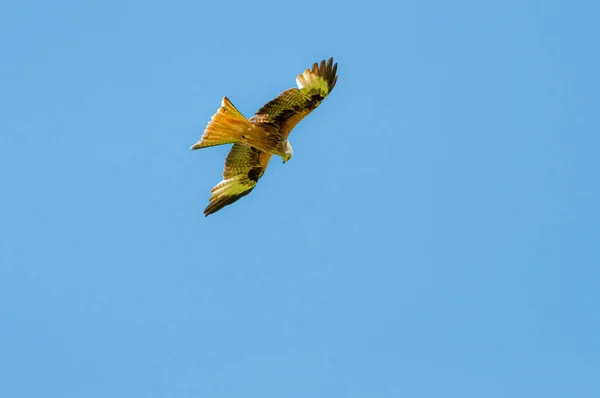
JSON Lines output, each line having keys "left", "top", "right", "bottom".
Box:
{"left": 191, "top": 58, "right": 338, "bottom": 216}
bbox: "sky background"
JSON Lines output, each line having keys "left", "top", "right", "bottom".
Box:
{"left": 1, "top": 0, "right": 599, "bottom": 397}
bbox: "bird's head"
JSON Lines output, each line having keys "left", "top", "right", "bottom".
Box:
{"left": 282, "top": 141, "right": 293, "bottom": 164}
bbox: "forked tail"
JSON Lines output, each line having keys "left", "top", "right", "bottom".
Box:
{"left": 190, "top": 97, "right": 253, "bottom": 150}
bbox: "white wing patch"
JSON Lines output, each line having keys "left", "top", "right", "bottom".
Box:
{"left": 296, "top": 69, "right": 329, "bottom": 94}
{"left": 210, "top": 177, "right": 253, "bottom": 198}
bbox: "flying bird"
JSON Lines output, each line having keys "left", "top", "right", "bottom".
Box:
{"left": 191, "top": 57, "right": 338, "bottom": 216}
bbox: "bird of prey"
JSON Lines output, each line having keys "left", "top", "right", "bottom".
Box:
{"left": 191, "top": 57, "right": 338, "bottom": 216}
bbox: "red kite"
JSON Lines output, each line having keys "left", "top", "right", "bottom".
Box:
{"left": 191, "top": 58, "right": 338, "bottom": 216}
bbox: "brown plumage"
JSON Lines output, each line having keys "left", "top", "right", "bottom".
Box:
{"left": 191, "top": 58, "right": 338, "bottom": 216}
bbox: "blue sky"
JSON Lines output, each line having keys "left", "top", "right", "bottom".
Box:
{"left": 1, "top": 0, "right": 599, "bottom": 397}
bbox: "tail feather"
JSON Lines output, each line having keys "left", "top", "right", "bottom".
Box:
{"left": 190, "top": 97, "right": 253, "bottom": 150}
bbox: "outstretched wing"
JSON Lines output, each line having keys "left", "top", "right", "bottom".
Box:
{"left": 204, "top": 143, "right": 273, "bottom": 216}
{"left": 250, "top": 58, "right": 338, "bottom": 137}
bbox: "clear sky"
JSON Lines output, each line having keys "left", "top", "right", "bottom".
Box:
{"left": 1, "top": 1, "right": 599, "bottom": 397}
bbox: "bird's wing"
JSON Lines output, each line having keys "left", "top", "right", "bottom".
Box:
{"left": 204, "top": 143, "right": 272, "bottom": 216}
{"left": 250, "top": 58, "right": 338, "bottom": 138}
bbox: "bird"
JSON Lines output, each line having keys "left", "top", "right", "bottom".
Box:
{"left": 191, "top": 57, "right": 338, "bottom": 216}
